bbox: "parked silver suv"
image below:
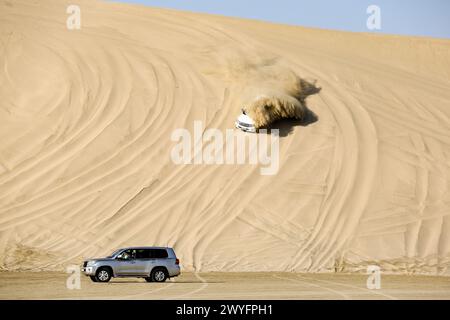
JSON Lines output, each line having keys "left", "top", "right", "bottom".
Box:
{"left": 81, "top": 247, "right": 180, "bottom": 283}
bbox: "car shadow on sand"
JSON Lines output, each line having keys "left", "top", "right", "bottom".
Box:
{"left": 268, "top": 107, "right": 319, "bottom": 137}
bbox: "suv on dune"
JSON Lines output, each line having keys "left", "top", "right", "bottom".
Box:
{"left": 81, "top": 247, "right": 180, "bottom": 283}
{"left": 235, "top": 110, "right": 257, "bottom": 133}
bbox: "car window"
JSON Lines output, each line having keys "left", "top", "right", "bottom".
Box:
{"left": 118, "top": 249, "right": 136, "bottom": 260}
{"left": 151, "top": 249, "right": 168, "bottom": 259}
{"left": 136, "top": 249, "right": 152, "bottom": 259}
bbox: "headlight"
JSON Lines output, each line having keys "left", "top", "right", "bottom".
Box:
{"left": 86, "top": 260, "right": 96, "bottom": 266}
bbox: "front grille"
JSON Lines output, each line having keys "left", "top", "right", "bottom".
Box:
{"left": 238, "top": 121, "right": 253, "bottom": 128}
{"left": 83, "top": 261, "right": 88, "bottom": 268}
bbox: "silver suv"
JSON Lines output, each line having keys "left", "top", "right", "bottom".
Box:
{"left": 81, "top": 247, "right": 180, "bottom": 283}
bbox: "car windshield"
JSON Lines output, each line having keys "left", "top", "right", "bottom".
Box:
{"left": 106, "top": 249, "right": 123, "bottom": 258}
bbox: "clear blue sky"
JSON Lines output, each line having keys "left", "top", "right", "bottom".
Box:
{"left": 113, "top": 0, "right": 450, "bottom": 39}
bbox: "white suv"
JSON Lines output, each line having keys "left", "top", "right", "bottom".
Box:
{"left": 235, "top": 112, "right": 257, "bottom": 133}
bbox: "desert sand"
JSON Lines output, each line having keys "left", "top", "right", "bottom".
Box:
{"left": 1, "top": 272, "right": 450, "bottom": 300}
{"left": 1, "top": 0, "right": 450, "bottom": 275}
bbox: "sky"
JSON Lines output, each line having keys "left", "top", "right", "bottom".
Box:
{"left": 114, "top": 0, "right": 450, "bottom": 39}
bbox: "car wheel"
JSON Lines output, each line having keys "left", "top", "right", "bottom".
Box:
{"left": 151, "top": 268, "right": 168, "bottom": 282}
{"left": 95, "top": 267, "right": 112, "bottom": 283}
{"left": 90, "top": 276, "right": 98, "bottom": 282}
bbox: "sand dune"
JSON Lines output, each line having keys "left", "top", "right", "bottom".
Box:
{"left": 1, "top": 0, "right": 450, "bottom": 274}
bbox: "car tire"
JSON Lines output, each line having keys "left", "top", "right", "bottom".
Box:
{"left": 151, "top": 268, "right": 168, "bottom": 282}
{"left": 95, "top": 267, "right": 112, "bottom": 283}
{"left": 90, "top": 276, "right": 98, "bottom": 282}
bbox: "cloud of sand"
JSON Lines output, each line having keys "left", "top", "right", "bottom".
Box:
{"left": 241, "top": 76, "right": 316, "bottom": 129}
{"left": 221, "top": 54, "right": 318, "bottom": 129}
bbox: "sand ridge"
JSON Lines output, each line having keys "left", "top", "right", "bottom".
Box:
{"left": 0, "top": 0, "right": 450, "bottom": 274}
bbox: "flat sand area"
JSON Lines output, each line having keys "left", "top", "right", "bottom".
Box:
{"left": 0, "top": 272, "right": 449, "bottom": 300}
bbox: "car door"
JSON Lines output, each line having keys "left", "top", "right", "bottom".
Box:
{"left": 151, "top": 248, "right": 169, "bottom": 271}
{"left": 115, "top": 249, "right": 138, "bottom": 276}
{"left": 135, "top": 249, "right": 154, "bottom": 276}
